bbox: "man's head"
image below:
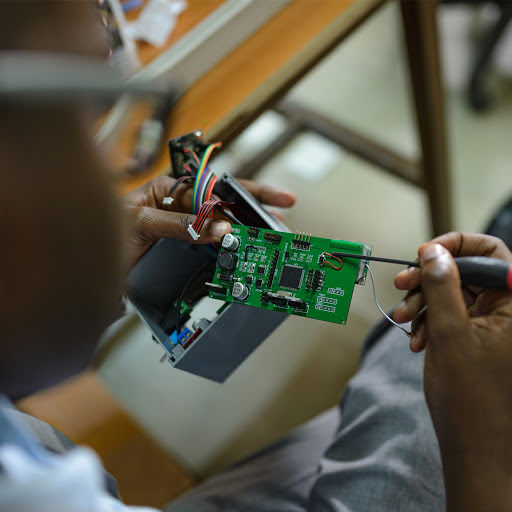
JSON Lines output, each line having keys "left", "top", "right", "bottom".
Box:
{"left": 0, "top": 1, "right": 123, "bottom": 399}
{"left": 0, "top": 106, "right": 123, "bottom": 399}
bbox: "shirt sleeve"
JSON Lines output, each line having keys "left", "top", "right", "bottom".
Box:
{"left": 0, "top": 443, "right": 160, "bottom": 512}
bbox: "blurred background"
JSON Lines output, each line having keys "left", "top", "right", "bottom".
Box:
{"left": 19, "top": 0, "right": 512, "bottom": 508}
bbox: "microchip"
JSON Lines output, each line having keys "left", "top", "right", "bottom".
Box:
{"left": 257, "top": 265, "right": 265, "bottom": 275}
{"left": 245, "top": 275, "right": 253, "bottom": 284}
{"left": 278, "top": 265, "right": 304, "bottom": 290}
{"left": 256, "top": 278, "right": 263, "bottom": 288}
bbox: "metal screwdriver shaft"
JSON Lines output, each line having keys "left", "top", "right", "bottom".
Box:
{"left": 332, "top": 252, "right": 419, "bottom": 267}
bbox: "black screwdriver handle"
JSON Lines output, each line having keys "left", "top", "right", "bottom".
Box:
{"left": 454, "top": 257, "right": 512, "bottom": 291}
{"left": 332, "top": 252, "right": 512, "bottom": 290}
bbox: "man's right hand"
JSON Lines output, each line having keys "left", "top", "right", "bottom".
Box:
{"left": 393, "top": 232, "right": 512, "bottom": 512}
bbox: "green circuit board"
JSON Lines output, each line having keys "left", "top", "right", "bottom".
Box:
{"left": 208, "top": 225, "right": 372, "bottom": 325}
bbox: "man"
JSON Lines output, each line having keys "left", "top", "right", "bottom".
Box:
{"left": 1, "top": 2, "right": 512, "bottom": 511}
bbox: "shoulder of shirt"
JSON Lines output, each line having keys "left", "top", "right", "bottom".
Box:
{"left": 0, "top": 396, "right": 159, "bottom": 512}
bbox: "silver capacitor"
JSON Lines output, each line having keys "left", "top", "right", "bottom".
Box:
{"left": 231, "top": 281, "right": 249, "bottom": 301}
{"left": 221, "top": 233, "right": 240, "bottom": 252}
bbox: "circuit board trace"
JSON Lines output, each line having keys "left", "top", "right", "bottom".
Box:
{"left": 209, "top": 226, "right": 371, "bottom": 325}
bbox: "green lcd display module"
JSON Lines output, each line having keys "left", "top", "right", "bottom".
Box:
{"left": 208, "top": 226, "right": 372, "bottom": 325}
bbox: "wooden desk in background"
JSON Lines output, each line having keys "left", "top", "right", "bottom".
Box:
{"left": 118, "top": 0, "right": 452, "bottom": 240}
{"left": 117, "top": 0, "right": 383, "bottom": 190}
{"left": 20, "top": 0, "right": 451, "bottom": 507}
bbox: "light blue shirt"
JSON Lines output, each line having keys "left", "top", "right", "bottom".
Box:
{"left": 0, "top": 397, "right": 158, "bottom": 512}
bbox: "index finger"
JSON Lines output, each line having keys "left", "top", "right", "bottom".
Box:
{"left": 237, "top": 179, "right": 296, "bottom": 207}
{"left": 422, "top": 232, "right": 512, "bottom": 262}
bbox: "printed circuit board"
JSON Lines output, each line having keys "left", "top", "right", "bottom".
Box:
{"left": 207, "top": 226, "right": 372, "bottom": 324}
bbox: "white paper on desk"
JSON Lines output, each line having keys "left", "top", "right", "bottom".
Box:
{"left": 128, "top": 0, "right": 187, "bottom": 48}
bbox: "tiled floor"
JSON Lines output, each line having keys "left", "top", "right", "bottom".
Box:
{"left": 99, "top": 3, "right": 512, "bottom": 477}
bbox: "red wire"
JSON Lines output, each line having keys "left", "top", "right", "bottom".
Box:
{"left": 192, "top": 199, "right": 230, "bottom": 233}
{"left": 182, "top": 148, "right": 201, "bottom": 164}
{"left": 192, "top": 200, "right": 217, "bottom": 231}
{"left": 324, "top": 252, "right": 343, "bottom": 270}
{"left": 168, "top": 176, "right": 194, "bottom": 199}
{"left": 205, "top": 175, "right": 218, "bottom": 202}
{"left": 193, "top": 206, "right": 215, "bottom": 232}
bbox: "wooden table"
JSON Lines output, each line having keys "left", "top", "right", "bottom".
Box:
{"left": 118, "top": 0, "right": 452, "bottom": 237}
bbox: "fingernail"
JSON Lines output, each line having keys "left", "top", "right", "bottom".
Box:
{"left": 270, "top": 185, "right": 290, "bottom": 194}
{"left": 212, "top": 221, "right": 230, "bottom": 239}
{"left": 410, "top": 334, "right": 419, "bottom": 352}
{"left": 421, "top": 243, "right": 445, "bottom": 261}
{"left": 272, "top": 186, "right": 296, "bottom": 199}
{"left": 397, "top": 267, "right": 415, "bottom": 279}
{"left": 396, "top": 269, "right": 408, "bottom": 279}
{"left": 396, "top": 300, "right": 407, "bottom": 312}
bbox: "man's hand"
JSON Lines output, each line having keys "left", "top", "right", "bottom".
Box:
{"left": 393, "top": 232, "right": 512, "bottom": 511}
{"left": 123, "top": 176, "right": 296, "bottom": 271}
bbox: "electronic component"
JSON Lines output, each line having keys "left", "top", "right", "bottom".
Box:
{"left": 264, "top": 232, "right": 282, "bottom": 243}
{"left": 221, "top": 233, "right": 240, "bottom": 252}
{"left": 248, "top": 227, "right": 260, "bottom": 238}
{"left": 209, "top": 225, "right": 372, "bottom": 325}
{"left": 218, "top": 272, "right": 233, "bottom": 282}
{"left": 231, "top": 282, "right": 249, "bottom": 301}
{"left": 187, "top": 224, "right": 200, "bottom": 240}
{"left": 278, "top": 265, "right": 304, "bottom": 290}
{"left": 292, "top": 233, "right": 311, "bottom": 250}
{"left": 217, "top": 251, "right": 238, "bottom": 271}
{"left": 287, "top": 296, "right": 307, "bottom": 311}
{"left": 170, "top": 327, "right": 193, "bottom": 346}
{"left": 245, "top": 275, "right": 253, "bottom": 284}
{"left": 305, "top": 269, "right": 325, "bottom": 291}
{"left": 205, "top": 282, "right": 227, "bottom": 295}
{"left": 267, "top": 250, "right": 280, "bottom": 288}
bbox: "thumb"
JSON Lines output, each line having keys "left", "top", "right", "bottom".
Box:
{"left": 132, "top": 206, "right": 231, "bottom": 245}
{"left": 419, "top": 243, "right": 471, "bottom": 343}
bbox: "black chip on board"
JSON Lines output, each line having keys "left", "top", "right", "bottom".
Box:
{"left": 278, "top": 265, "right": 304, "bottom": 290}
{"left": 245, "top": 275, "right": 253, "bottom": 284}
{"left": 257, "top": 265, "right": 265, "bottom": 275}
{"left": 256, "top": 278, "right": 263, "bottom": 288}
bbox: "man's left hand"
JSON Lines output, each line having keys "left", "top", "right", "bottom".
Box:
{"left": 123, "top": 176, "right": 296, "bottom": 271}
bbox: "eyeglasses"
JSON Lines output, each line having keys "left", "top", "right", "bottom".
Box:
{"left": 0, "top": 51, "right": 174, "bottom": 104}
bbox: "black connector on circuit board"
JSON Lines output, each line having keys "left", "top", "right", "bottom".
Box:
{"left": 248, "top": 227, "right": 260, "bottom": 238}
{"left": 267, "top": 250, "right": 280, "bottom": 287}
{"left": 264, "top": 232, "right": 282, "bottom": 243}
{"left": 292, "top": 233, "right": 311, "bottom": 250}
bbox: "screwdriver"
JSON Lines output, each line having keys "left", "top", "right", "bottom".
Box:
{"left": 331, "top": 252, "right": 512, "bottom": 291}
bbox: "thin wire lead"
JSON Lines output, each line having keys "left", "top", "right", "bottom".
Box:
{"left": 365, "top": 264, "right": 411, "bottom": 337}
